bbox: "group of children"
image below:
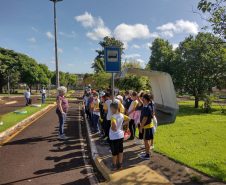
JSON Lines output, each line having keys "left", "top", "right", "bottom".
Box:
{"left": 83, "top": 87, "right": 157, "bottom": 170}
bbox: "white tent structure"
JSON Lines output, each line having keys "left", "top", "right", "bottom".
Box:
{"left": 114, "top": 68, "right": 179, "bottom": 123}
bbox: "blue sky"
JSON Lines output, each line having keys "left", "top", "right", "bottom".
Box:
{"left": 0, "top": 0, "right": 208, "bottom": 74}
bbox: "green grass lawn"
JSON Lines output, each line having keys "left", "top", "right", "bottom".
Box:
{"left": 45, "top": 101, "right": 55, "bottom": 104}
{"left": 0, "top": 104, "right": 49, "bottom": 133}
{"left": 178, "top": 101, "right": 221, "bottom": 106}
{"left": 153, "top": 106, "right": 226, "bottom": 181}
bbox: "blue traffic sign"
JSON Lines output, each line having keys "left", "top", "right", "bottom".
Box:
{"left": 104, "top": 46, "right": 121, "bottom": 73}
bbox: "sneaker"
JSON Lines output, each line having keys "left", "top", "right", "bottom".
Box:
{"left": 118, "top": 163, "right": 123, "bottom": 170}
{"left": 108, "top": 149, "right": 112, "bottom": 153}
{"left": 140, "top": 151, "right": 146, "bottom": 155}
{"left": 150, "top": 145, "right": 154, "bottom": 150}
{"left": 134, "top": 139, "right": 143, "bottom": 145}
{"left": 60, "top": 135, "right": 68, "bottom": 140}
{"left": 112, "top": 164, "right": 117, "bottom": 171}
{"left": 139, "top": 154, "right": 151, "bottom": 160}
{"left": 58, "top": 133, "right": 61, "bottom": 136}
{"left": 92, "top": 131, "right": 99, "bottom": 134}
{"left": 99, "top": 133, "right": 103, "bottom": 137}
{"left": 124, "top": 133, "right": 128, "bottom": 138}
{"left": 103, "top": 136, "right": 108, "bottom": 141}
{"left": 141, "top": 145, "right": 145, "bottom": 149}
{"left": 127, "top": 137, "right": 135, "bottom": 141}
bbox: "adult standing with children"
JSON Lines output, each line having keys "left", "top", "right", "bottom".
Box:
{"left": 56, "top": 86, "right": 69, "bottom": 140}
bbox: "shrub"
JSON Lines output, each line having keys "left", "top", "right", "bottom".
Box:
{"left": 200, "top": 95, "right": 214, "bottom": 113}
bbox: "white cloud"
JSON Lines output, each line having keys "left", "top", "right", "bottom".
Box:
{"left": 123, "top": 54, "right": 141, "bottom": 58}
{"left": 25, "top": 54, "right": 30, "bottom": 57}
{"left": 4, "top": 47, "right": 9, "bottom": 49}
{"left": 27, "top": 37, "right": 36, "bottom": 42}
{"left": 51, "top": 57, "right": 55, "bottom": 60}
{"left": 74, "top": 47, "right": 82, "bottom": 52}
{"left": 137, "top": 59, "right": 145, "bottom": 63}
{"left": 122, "top": 42, "right": 129, "bottom": 50}
{"left": 131, "top": 44, "right": 141, "bottom": 49}
{"left": 86, "top": 27, "right": 112, "bottom": 40}
{"left": 51, "top": 61, "right": 55, "bottom": 64}
{"left": 75, "top": 12, "right": 95, "bottom": 27}
{"left": 59, "top": 31, "right": 76, "bottom": 38}
{"left": 157, "top": 19, "right": 199, "bottom": 35}
{"left": 142, "top": 43, "right": 152, "bottom": 50}
{"left": 114, "top": 23, "right": 158, "bottom": 42}
{"left": 91, "top": 48, "right": 100, "bottom": 51}
{"left": 87, "top": 42, "right": 93, "bottom": 45}
{"left": 68, "top": 64, "right": 74, "bottom": 66}
{"left": 172, "top": 44, "right": 179, "bottom": 50}
{"left": 76, "top": 12, "right": 112, "bottom": 41}
{"left": 29, "top": 26, "right": 38, "bottom": 32}
{"left": 160, "top": 31, "right": 174, "bottom": 38}
{"left": 58, "top": 48, "right": 63, "bottom": 53}
{"left": 59, "top": 32, "right": 65, "bottom": 35}
{"left": 74, "top": 58, "right": 77, "bottom": 60}
{"left": 85, "top": 62, "right": 88, "bottom": 65}
{"left": 91, "top": 61, "right": 95, "bottom": 64}
{"left": 46, "top": 31, "right": 54, "bottom": 39}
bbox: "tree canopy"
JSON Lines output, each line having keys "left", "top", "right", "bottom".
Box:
{"left": 197, "top": 0, "right": 226, "bottom": 43}
{"left": 172, "top": 32, "right": 226, "bottom": 107}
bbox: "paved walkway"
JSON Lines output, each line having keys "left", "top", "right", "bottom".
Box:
{"left": 0, "top": 91, "right": 96, "bottom": 185}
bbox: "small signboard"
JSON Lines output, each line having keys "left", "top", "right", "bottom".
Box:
{"left": 104, "top": 46, "right": 121, "bottom": 73}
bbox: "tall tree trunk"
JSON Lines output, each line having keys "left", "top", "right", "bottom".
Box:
{"left": 195, "top": 96, "right": 199, "bottom": 108}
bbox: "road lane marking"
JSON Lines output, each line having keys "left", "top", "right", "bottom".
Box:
{"left": 0, "top": 105, "right": 56, "bottom": 148}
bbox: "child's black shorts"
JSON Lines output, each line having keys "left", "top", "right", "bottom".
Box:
{"left": 110, "top": 138, "right": 124, "bottom": 156}
{"left": 143, "top": 127, "right": 154, "bottom": 140}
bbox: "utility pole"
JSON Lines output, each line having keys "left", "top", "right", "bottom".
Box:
{"left": 50, "top": 0, "right": 62, "bottom": 93}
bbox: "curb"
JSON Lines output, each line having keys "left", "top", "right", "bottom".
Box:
{"left": 5, "top": 101, "right": 17, "bottom": 105}
{"left": 0, "top": 104, "right": 56, "bottom": 144}
{"left": 82, "top": 106, "right": 174, "bottom": 185}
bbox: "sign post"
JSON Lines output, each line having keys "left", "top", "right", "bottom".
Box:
{"left": 104, "top": 46, "right": 121, "bottom": 101}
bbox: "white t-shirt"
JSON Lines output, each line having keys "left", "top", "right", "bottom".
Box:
{"left": 128, "top": 100, "right": 138, "bottom": 119}
{"left": 104, "top": 99, "right": 121, "bottom": 120}
{"left": 110, "top": 113, "right": 129, "bottom": 140}
{"left": 84, "top": 96, "right": 89, "bottom": 106}
{"left": 40, "top": 89, "right": 46, "bottom": 94}
{"left": 92, "top": 99, "right": 100, "bottom": 116}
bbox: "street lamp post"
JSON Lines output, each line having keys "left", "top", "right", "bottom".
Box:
{"left": 49, "top": 0, "right": 62, "bottom": 93}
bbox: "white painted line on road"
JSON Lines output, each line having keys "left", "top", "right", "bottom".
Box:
{"left": 78, "top": 105, "right": 99, "bottom": 185}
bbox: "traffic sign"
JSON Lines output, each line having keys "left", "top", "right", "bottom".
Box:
{"left": 85, "top": 77, "right": 92, "bottom": 84}
{"left": 104, "top": 46, "right": 121, "bottom": 73}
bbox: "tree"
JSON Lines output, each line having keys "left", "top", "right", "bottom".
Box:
{"left": 92, "top": 36, "right": 125, "bottom": 73}
{"left": 197, "top": 0, "right": 226, "bottom": 43}
{"left": 68, "top": 74, "right": 78, "bottom": 87}
{"left": 51, "top": 71, "right": 67, "bottom": 86}
{"left": 115, "top": 59, "right": 151, "bottom": 91}
{"left": 172, "top": 32, "right": 226, "bottom": 108}
{"left": 147, "top": 38, "right": 175, "bottom": 76}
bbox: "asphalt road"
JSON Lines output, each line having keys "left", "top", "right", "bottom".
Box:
{"left": 0, "top": 96, "right": 42, "bottom": 116}
{"left": 0, "top": 91, "right": 94, "bottom": 185}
